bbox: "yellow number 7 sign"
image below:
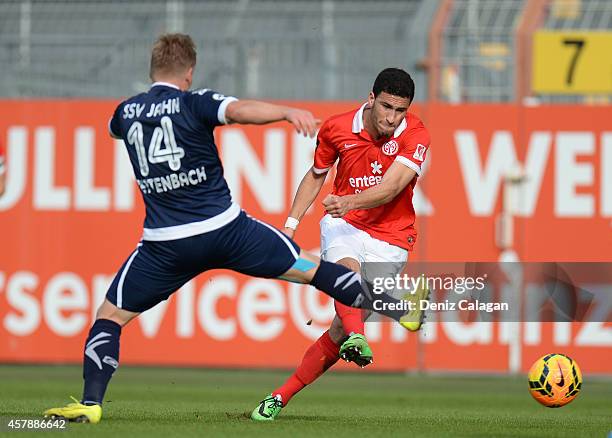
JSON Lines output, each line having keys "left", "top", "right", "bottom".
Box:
{"left": 532, "top": 31, "right": 612, "bottom": 94}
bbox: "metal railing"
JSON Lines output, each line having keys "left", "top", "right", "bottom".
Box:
{"left": 438, "top": 0, "right": 526, "bottom": 102}
{"left": 0, "top": 0, "right": 437, "bottom": 100}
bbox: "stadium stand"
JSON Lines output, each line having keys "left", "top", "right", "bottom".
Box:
{"left": 544, "top": 0, "right": 612, "bottom": 29}
{"left": 0, "top": 0, "right": 608, "bottom": 102}
{"left": 438, "top": 0, "right": 526, "bottom": 102}
{"left": 0, "top": 0, "right": 438, "bottom": 100}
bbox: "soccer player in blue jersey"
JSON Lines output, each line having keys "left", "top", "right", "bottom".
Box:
{"left": 43, "top": 34, "right": 411, "bottom": 424}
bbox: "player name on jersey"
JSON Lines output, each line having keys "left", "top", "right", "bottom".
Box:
{"left": 136, "top": 165, "right": 207, "bottom": 195}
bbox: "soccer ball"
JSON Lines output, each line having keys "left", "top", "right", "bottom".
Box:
{"left": 527, "top": 353, "right": 582, "bottom": 408}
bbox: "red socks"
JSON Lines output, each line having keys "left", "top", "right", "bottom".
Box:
{"left": 334, "top": 300, "right": 365, "bottom": 336}
{"left": 272, "top": 301, "right": 365, "bottom": 405}
{"left": 273, "top": 330, "right": 339, "bottom": 404}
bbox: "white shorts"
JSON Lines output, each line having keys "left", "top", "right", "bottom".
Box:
{"left": 319, "top": 214, "right": 408, "bottom": 281}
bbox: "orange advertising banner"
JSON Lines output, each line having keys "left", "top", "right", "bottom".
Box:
{"left": 0, "top": 101, "right": 610, "bottom": 374}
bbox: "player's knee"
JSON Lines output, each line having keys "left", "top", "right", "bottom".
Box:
{"left": 297, "top": 250, "right": 320, "bottom": 266}
{"left": 336, "top": 257, "right": 360, "bottom": 273}
{"left": 95, "top": 299, "right": 138, "bottom": 327}
{"left": 291, "top": 253, "right": 319, "bottom": 273}
{"left": 279, "top": 251, "right": 321, "bottom": 283}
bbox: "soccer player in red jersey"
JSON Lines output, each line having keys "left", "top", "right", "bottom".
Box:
{"left": 0, "top": 141, "right": 6, "bottom": 196}
{"left": 252, "top": 68, "right": 431, "bottom": 420}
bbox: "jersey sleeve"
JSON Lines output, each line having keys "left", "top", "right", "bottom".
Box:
{"left": 395, "top": 124, "right": 430, "bottom": 176}
{"left": 108, "top": 103, "right": 123, "bottom": 139}
{"left": 185, "top": 89, "right": 238, "bottom": 127}
{"left": 0, "top": 142, "right": 5, "bottom": 176}
{"left": 312, "top": 121, "right": 338, "bottom": 174}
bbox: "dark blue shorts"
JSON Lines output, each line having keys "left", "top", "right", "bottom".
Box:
{"left": 106, "top": 211, "right": 300, "bottom": 312}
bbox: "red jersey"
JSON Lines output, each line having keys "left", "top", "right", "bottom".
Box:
{"left": 313, "top": 103, "right": 430, "bottom": 251}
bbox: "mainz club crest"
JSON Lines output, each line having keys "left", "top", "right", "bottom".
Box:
{"left": 382, "top": 140, "right": 399, "bottom": 156}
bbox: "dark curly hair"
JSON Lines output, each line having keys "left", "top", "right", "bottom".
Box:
{"left": 372, "top": 68, "right": 415, "bottom": 101}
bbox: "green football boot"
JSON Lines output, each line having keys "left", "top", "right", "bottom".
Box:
{"left": 251, "top": 394, "right": 283, "bottom": 421}
{"left": 339, "top": 333, "right": 373, "bottom": 367}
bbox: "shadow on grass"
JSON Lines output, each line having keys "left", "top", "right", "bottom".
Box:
{"left": 227, "top": 412, "right": 336, "bottom": 423}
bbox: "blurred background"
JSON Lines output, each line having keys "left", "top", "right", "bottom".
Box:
{"left": 0, "top": 0, "right": 610, "bottom": 375}
{"left": 1, "top": 0, "right": 610, "bottom": 102}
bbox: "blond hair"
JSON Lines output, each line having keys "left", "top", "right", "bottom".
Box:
{"left": 149, "top": 33, "right": 196, "bottom": 80}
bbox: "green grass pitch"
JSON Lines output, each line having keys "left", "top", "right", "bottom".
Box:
{"left": 0, "top": 365, "right": 610, "bottom": 437}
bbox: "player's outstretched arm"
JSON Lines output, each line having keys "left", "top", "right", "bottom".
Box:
{"left": 283, "top": 167, "right": 327, "bottom": 237}
{"left": 225, "top": 100, "right": 320, "bottom": 137}
{"left": 323, "top": 161, "right": 416, "bottom": 217}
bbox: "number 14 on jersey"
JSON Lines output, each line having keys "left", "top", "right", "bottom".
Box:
{"left": 127, "top": 116, "right": 185, "bottom": 176}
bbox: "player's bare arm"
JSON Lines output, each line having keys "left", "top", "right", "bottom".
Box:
{"left": 225, "top": 100, "right": 320, "bottom": 137}
{"left": 283, "top": 167, "right": 327, "bottom": 237}
{"left": 323, "top": 161, "right": 416, "bottom": 218}
{"left": 0, "top": 174, "right": 5, "bottom": 197}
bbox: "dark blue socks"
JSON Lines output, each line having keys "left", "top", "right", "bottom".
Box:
{"left": 81, "top": 319, "right": 121, "bottom": 405}
{"left": 310, "top": 260, "right": 404, "bottom": 321}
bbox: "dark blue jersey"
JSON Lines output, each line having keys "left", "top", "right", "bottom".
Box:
{"left": 109, "top": 82, "right": 239, "bottom": 241}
